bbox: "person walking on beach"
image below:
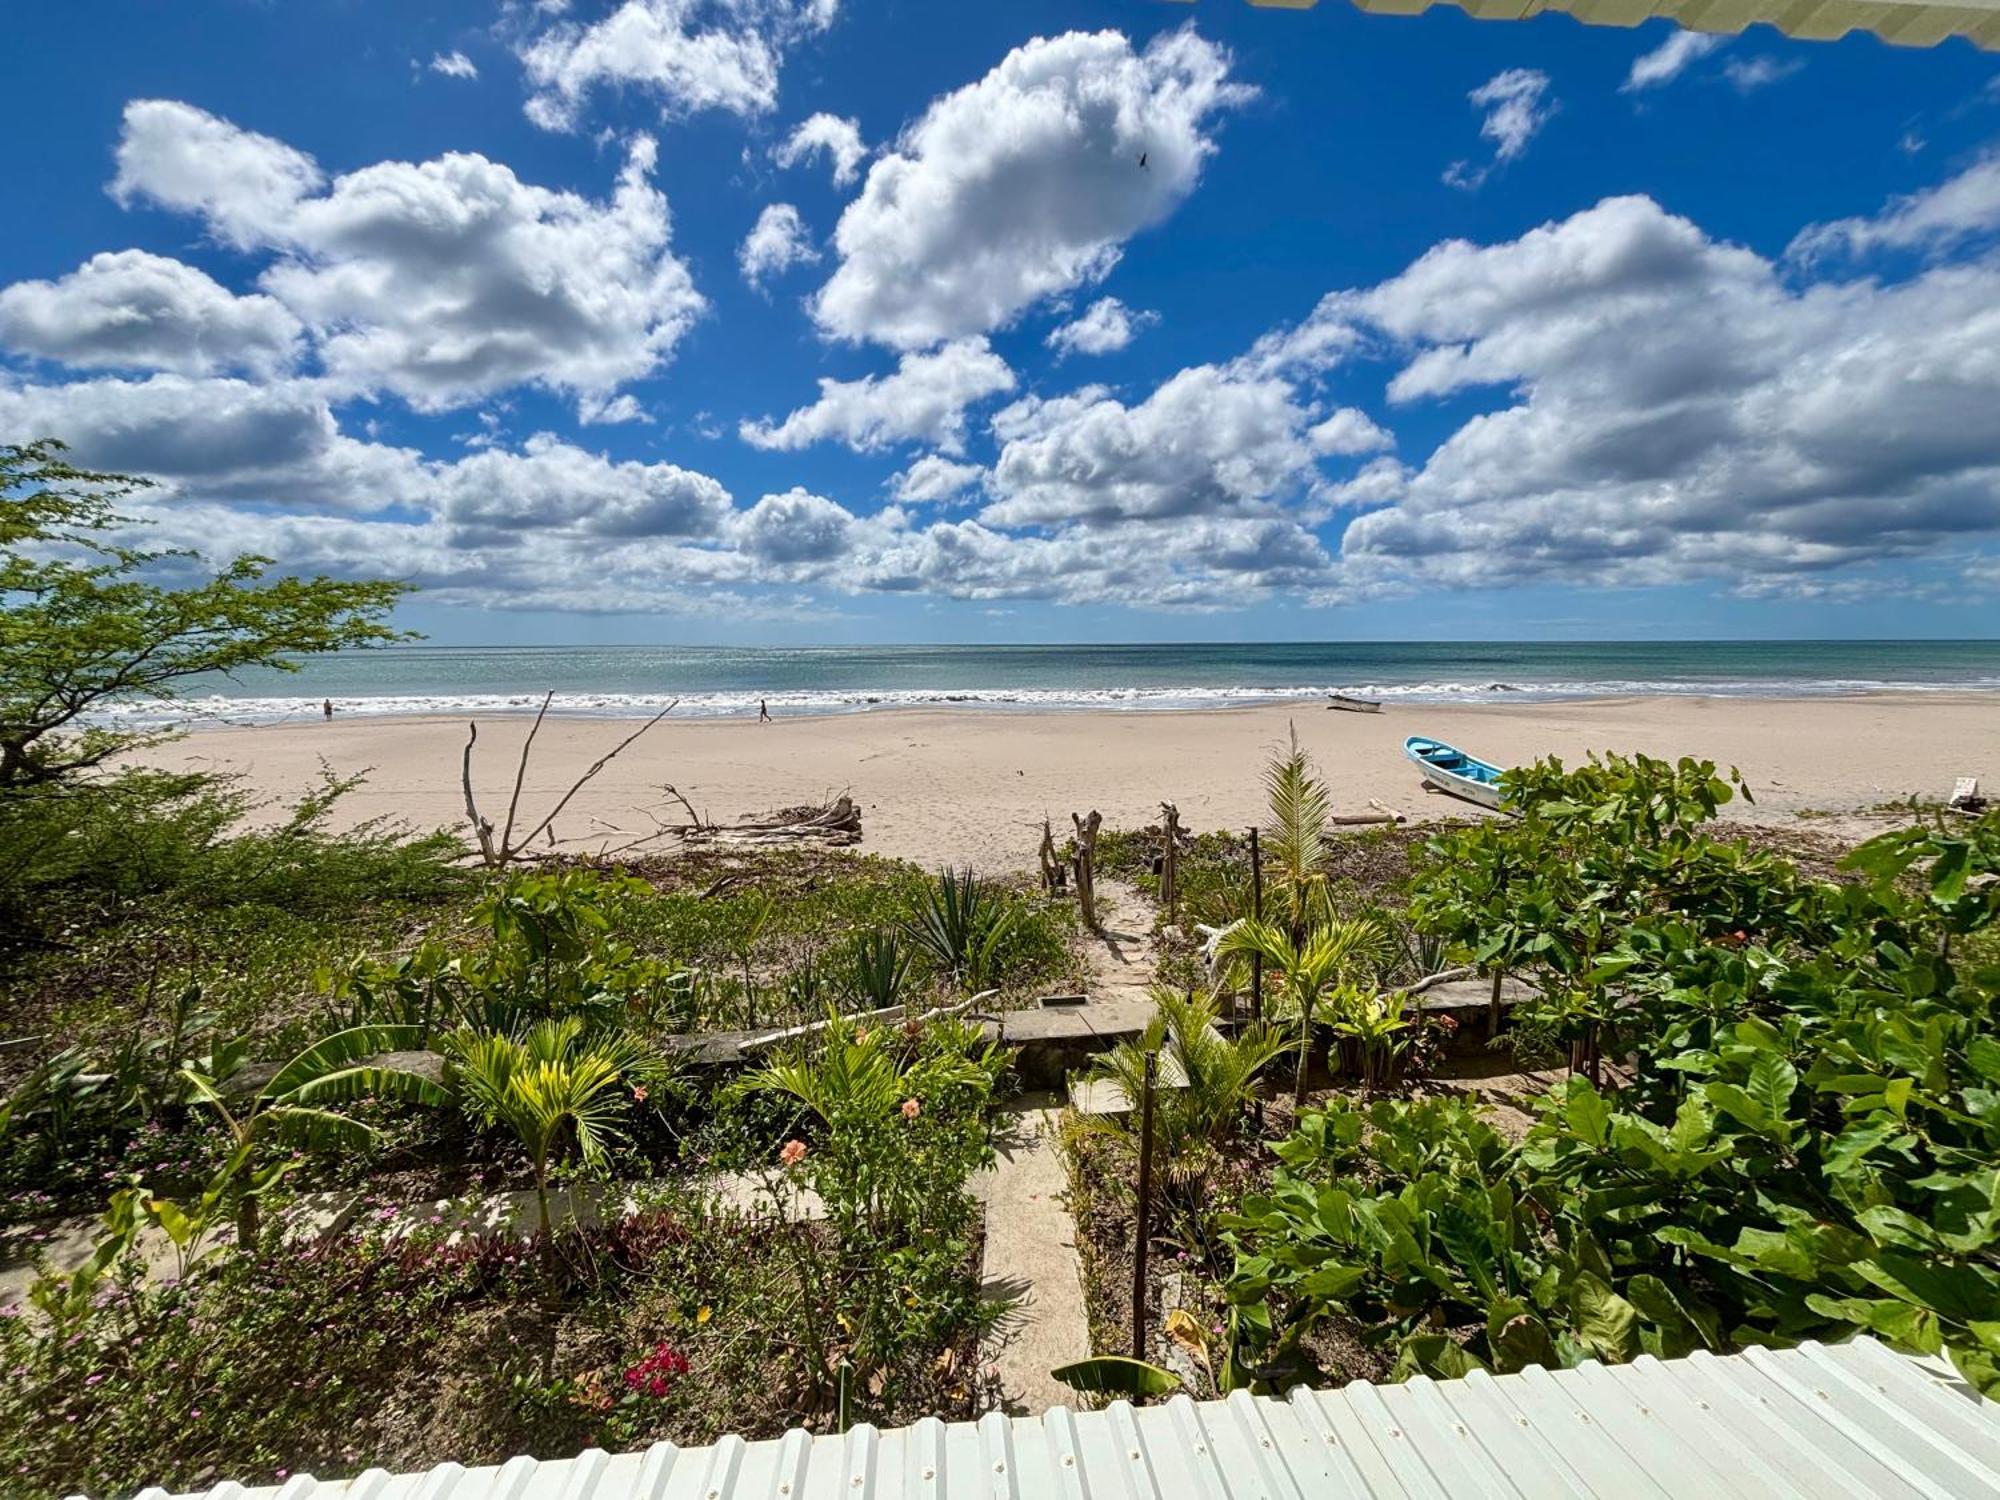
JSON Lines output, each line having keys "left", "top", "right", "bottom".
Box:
{"left": 758, "top": 698, "right": 772, "bottom": 723}
{"left": 322, "top": 698, "right": 334, "bottom": 720}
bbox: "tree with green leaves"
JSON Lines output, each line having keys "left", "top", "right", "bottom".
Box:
{"left": 1, "top": 439, "right": 410, "bottom": 793}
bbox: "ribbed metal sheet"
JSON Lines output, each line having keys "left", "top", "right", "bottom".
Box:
{"left": 124, "top": 1338, "right": 2000, "bottom": 1500}
{"left": 1243, "top": 0, "right": 2000, "bottom": 50}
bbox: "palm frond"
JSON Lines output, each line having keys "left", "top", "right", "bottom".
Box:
{"left": 1262, "top": 726, "right": 1332, "bottom": 903}
{"left": 259, "top": 1105, "right": 381, "bottom": 1155}
{"left": 288, "top": 1063, "right": 451, "bottom": 1111}
{"left": 263, "top": 1024, "right": 429, "bottom": 1101}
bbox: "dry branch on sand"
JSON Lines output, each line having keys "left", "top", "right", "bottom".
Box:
{"left": 674, "top": 794, "right": 862, "bottom": 848}
{"left": 461, "top": 692, "right": 678, "bottom": 867}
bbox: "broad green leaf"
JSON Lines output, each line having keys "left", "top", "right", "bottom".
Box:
{"left": 1571, "top": 1272, "right": 1640, "bottom": 1364}
{"left": 1853, "top": 1253, "right": 2000, "bottom": 1325}
{"left": 1052, "top": 1356, "right": 1182, "bottom": 1399}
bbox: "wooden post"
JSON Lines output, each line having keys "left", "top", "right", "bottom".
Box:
{"left": 1038, "top": 818, "right": 1066, "bottom": 892}
{"left": 1132, "top": 1049, "right": 1157, "bottom": 1370}
{"left": 1248, "top": 827, "right": 1264, "bottom": 1022}
{"left": 1072, "top": 810, "right": 1102, "bottom": 931}
{"left": 1159, "top": 802, "right": 1181, "bottom": 930}
{"left": 1488, "top": 966, "right": 1504, "bottom": 1041}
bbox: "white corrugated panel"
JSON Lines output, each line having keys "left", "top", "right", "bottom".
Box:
{"left": 120, "top": 1338, "right": 2000, "bottom": 1500}
{"left": 1240, "top": 0, "right": 2000, "bottom": 51}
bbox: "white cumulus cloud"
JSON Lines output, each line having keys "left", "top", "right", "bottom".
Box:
{"left": 771, "top": 113, "right": 868, "bottom": 186}
{"left": 1320, "top": 183, "right": 2000, "bottom": 592}
{"left": 1788, "top": 154, "right": 2000, "bottom": 264}
{"left": 892, "top": 454, "right": 984, "bottom": 504}
{"left": 518, "top": 0, "right": 835, "bottom": 131}
{"left": 0, "top": 250, "right": 302, "bottom": 376}
{"left": 812, "top": 27, "right": 1250, "bottom": 349}
{"left": 109, "top": 101, "right": 704, "bottom": 411}
{"left": 429, "top": 51, "right": 480, "bottom": 80}
{"left": 983, "top": 363, "right": 1342, "bottom": 528}
{"left": 739, "top": 202, "right": 820, "bottom": 289}
{"left": 1046, "top": 296, "right": 1157, "bottom": 357}
{"left": 741, "top": 338, "right": 1014, "bottom": 453}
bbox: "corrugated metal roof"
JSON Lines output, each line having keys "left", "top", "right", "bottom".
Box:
{"left": 1241, "top": 0, "right": 2000, "bottom": 51}
{"left": 123, "top": 1337, "right": 2000, "bottom": 1500}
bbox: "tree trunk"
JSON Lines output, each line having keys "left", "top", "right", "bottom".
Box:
{"left": 236, "top": 1190, "right": 261, "bottom": 1255}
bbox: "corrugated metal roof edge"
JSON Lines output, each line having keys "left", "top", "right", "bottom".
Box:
{"left": 108, "top": 1337, "right": 2000, "bottom": 1500}
{"left": 1290, "top": 0, "right": 2000, "bottom": 51}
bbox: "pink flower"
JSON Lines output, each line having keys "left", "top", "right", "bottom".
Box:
{"left": 900, "top": 1098, "right": 921, "bottom": 1121}
{"left": 632, "top": 1085, "right": 648, "bottom": 1103}
{"left": 779, "top": 1139, "right": 807, "bottom": 1167}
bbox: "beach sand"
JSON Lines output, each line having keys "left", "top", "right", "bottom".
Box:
{"left": 129, "top": 693, "right": 1998, "bottom": 873}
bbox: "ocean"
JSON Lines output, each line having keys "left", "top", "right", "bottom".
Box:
{"left": 107, "top": 640, "right": 2000, "bottom": 728}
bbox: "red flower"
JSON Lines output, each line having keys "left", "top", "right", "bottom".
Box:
{"left": 620, "top": 1341, "right": 690, "bottom": 1402}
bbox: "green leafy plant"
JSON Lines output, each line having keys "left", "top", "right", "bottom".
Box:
{"left": 1219, "top": 791, "right": 2000, "bottom": 1396}
{"left": 1075, "top": 988, "right": 1286, "bottom": 1230}
{"left": 1052, "top": 1355, "right": 1182, "bottom": 1400}
{"left": 1214, "top": 915, "right": 1390, "bottom": 1102}
{"left": 835, "top": 929, "right": 914, "bottom": 1011}
{"left": 904, "top": 868, "right": 1018, "bottom": 992}
{"left": 181, "top": 1022, "right": 448, "bottom": 1247}
{"left": 444, "top": 1018, "right": 652, "bottom": 1278}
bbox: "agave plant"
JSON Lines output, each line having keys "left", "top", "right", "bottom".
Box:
{"left": 181, "top": 1023, "right": 449, "bottom": 1249}
{"left": 1215, "top": 915, "right": 1391, "bottom": 1103}
{"left": 836, "top": 929, "right": 914, "bottom": 1011}
{"left": 905, "top": 867, "right": 1017, "bottom": 991}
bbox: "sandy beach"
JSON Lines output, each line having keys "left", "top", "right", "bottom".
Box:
{"left": 126, "top": 692, "right": 1999, "bottom": 872}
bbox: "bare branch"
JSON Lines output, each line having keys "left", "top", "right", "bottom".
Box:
{"left": 515, "top": 700, "right": 679, "bottom": 853}
{"left": 499, "top": 690, "right": 555, "bottom": 856}
{"left": 461, "top": 722, "right": 498, "bottom": 866}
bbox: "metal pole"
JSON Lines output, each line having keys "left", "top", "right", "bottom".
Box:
{"left": 1132, "top": 1049, "right": 1157, "bottom": 1368}
{"left": 1248, "top": 827, "right": 1264, "bottom": 1021}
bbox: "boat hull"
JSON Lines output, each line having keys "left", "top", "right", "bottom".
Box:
{"left": 1326, "top": 693, "right": 1382, "bottom": 714}
{"left": 1404, "top": 736, "right": 1507, "bottom": 811}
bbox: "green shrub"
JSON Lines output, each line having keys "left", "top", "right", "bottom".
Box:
{"left": 1219, "top": 780, "right": 2000, "bottom": 1395}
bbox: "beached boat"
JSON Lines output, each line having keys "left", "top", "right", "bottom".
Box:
{"left": 1405, "top": 735, "right": 1508, "bottom": 810}
{"left": 1325, "top": 692, "right": 1383, "bottom": 713}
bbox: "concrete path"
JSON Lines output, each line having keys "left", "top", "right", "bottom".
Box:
{"left": 1081, "top": 876, "right": 1159, "bottom": 1008}
{"left": 973, "top": 1100, "right": 1091, "bottom": 1415}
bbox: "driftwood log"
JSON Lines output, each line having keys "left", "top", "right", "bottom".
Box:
{"left": 1037, "top": 818, "right": 1068, "bottom": 891}
{"left": 675, "top": 794, "right": 862, "bottom": 848}
{"left": 1071, "top": 810, "right": 1102, "bottom": 931}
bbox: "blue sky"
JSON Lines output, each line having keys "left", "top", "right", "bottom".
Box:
{"left": 3, "top": 0, "right": 1998, "bottom": 643}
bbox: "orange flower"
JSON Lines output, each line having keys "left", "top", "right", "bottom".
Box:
{"left": 901, "top": 1098, "right": 921, "bottom": 1121}
{"left": 779, "top": 1139, "right": 808, "bottom": 1167}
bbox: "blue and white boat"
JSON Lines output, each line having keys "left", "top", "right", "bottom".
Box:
{"left": 1404, "top": 735, "right": 1508, "bottom": 811}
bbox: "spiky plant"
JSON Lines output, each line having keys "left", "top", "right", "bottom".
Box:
{"left": 444, "top": 1018, "right": 651, "bottom": 1287}
{"left": 1261, "top": 726, "right": 1335, "bottom": 942}
{"left": 180, "top": 1023, "right": 448, "bottom": 1249}
{"left": 905, "top": 867, "right": 1017, "bottom": 991}
{"left": 1214, "top": 915, "right": 1392, "bottom": 1103}
{"left": 837, "top": 929, "right": 913, "bottom": 1011}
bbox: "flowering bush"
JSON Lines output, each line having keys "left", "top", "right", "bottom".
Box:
{"left": 622, "top": 1340, "right": 690, "bottom": 1399}
{"left": 733, "top": 1014, "right": 1007, "bottom": 1422}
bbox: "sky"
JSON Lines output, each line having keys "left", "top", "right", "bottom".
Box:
{"left": 2, "top": 0, "right": 1998, "bottom": 645}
